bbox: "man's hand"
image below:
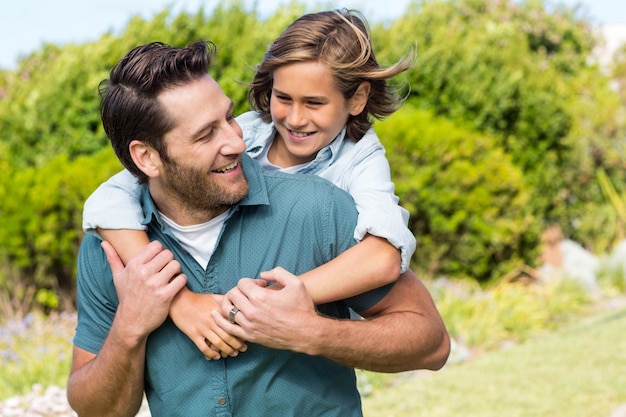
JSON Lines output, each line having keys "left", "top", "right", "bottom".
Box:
{"left": 103, "top": 240, "right": 187, "bottom": 344}
{"left": 169, "top": 289, "right": 247, "bottom": 360}
{"left": 213, "top": 267, "right": 320, "bottom": 352}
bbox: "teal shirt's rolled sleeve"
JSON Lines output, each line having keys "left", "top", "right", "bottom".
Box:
{"left": 73, "top": 154, "right": 390, "bottom": 417}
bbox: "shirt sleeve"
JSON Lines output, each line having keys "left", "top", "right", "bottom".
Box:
{"left": 73, "top": 235, "right": 118, "bottom": 354}
{"left": 82, "top": 169, "right": 147, "bottom": 236}
{"left": 322, "top": 183, "right": 394, "bottom": 313}
{"left": 346, "top": 137, "right": 416, "bottom": 273}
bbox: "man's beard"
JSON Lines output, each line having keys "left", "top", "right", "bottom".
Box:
{"left": 160, "top": 157, "right": 248, "bottom": 213}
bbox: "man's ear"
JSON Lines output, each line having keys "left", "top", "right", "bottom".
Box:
{"left": 348, "top": 81, "right": 371, "bottom": 116}
{"left": 129, "top": 140, "right": 162, "bottom": 178}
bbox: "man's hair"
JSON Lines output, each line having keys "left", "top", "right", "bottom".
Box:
{"left": 99, "top": 40, "right": 217, "bottom": 183}
{"left": 247, "top": 9, "right": 415, "bottom": 141}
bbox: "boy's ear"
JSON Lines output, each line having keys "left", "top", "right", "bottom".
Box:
{"left": 348, "top": 81, "right": 371, "bottom": 116}
{"left": 129, "top": 140, "right": 162, "bottom": 178}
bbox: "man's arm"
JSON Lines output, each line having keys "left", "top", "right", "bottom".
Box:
{"left": 67, "top": 241, "right": 187, "bottom": 416}
{"left": 214, "top": 268, "right": 450, "bottom": 373}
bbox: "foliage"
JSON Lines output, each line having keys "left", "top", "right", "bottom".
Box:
{"left": 374, "top": 0, "right": 626, "bottom": 252}
{"left": 0, "top": 150, "right": 122, "bottom": 308}
{"left": 430, "top": 278, "right": 590, "bottom": 350}
{"left": 378, "top": 106, "right": 532, "bottom": 281}
{"left": 0, "top": 0, "right": 625, "bottom": 296}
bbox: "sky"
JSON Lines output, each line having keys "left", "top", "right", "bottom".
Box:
{"left": 0, "top": 0, "right": 625, "bottom": 70}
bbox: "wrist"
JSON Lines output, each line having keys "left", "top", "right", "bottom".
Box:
{"left": 295, "top": 314, "right": 328, "bottom": 356}
{"left": 110, "top": 315, "right": 149, "bottom": 351}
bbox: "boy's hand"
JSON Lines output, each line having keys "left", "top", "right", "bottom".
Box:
{"left": 169, "top": 288, "right": 247, "bottom": 360}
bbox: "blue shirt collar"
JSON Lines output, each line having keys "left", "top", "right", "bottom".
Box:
{"left": 140, "top": 153, "right": 270, "bottom": 231}
{"left": 245, "top": 122, "right": 348, "bottom": 174}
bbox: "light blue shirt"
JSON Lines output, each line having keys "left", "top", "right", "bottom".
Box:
{"left": 74, "top": 154, "right": 391, "bottom": 417}
{"left": 83, "top": 111, "right": 416, "bottom": 271}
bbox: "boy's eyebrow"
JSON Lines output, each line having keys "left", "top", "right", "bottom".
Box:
{"left": 272, "top": 87, "right": 326, "bottom": 101}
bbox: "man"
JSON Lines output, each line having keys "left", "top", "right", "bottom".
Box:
{"left": 67, "top": 40, "right": 449, "bottom": 417}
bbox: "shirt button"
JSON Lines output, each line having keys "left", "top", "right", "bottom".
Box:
{"left": 218, "top": 398, "right": 226, "bottom": 405}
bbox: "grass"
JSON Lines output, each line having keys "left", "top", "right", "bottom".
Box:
{"left": 0, "top": 312, "right": 74, "bottom": 400}
{"left": 361, "top": 303, "right": 626, "bottom": 417}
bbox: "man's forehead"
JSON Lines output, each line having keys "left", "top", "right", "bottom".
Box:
{"left": 159, "top": 75, "right": 231, "bottom": 137}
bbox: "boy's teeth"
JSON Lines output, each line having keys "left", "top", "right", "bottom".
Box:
{"left": 291, "top": 131, "right": 309, "bottom": 137}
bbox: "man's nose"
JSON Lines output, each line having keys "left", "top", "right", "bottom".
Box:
{"left": 222, "top": 120, "right": 246, "bottom": 154}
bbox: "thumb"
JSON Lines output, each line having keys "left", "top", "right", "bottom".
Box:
{"left": 259, "top": 267, "right": 296, "bottom": 287}
{"left": 101, "top": 241, "right": 125, "bottom": 276}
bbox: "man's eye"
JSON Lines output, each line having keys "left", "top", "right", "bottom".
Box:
{"left": 200, "top": 130, "right": 214, "bottom": 141}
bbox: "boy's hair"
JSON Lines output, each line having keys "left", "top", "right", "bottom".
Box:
{"left": 248, "top": 9, "right": 414, "bottom": 141}
{"left": 99, "top": 40, "right": 217, "bottom": 183}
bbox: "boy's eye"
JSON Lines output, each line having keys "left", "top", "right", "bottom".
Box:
{"left": 275, "top": 94, "right": 291, "bottom": 102}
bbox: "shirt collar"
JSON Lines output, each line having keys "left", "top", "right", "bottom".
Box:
{"left": 246, "top": 123, "right": 348, "bottom": 173}
{"left": 140, "top": 153, "right": 270, "bottom": 230}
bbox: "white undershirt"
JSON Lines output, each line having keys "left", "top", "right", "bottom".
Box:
{"left": 158, "top": 210, "right": 230, "bottom": 268}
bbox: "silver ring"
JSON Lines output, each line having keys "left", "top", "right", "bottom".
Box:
{"left": 228, "top": 306, "right": 240, "bottom": 323}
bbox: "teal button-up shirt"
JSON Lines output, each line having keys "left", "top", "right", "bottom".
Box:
{"left": 74, "top": 154, "right": 392, "bottom": 417}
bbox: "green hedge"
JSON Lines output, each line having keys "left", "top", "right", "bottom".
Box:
{"left": 0, "top": 149, "right": 122, "bottom": 308}
{"left": 378, "top": 106, "right": 532, "bottom": 281}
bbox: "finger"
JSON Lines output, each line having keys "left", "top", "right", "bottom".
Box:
{"left": 166, "top": 273, "right": 188, "bottom": 295}
{"left": 199, "top": 320, "right": 247, "bottom": 357}
{"left": 236, "top": 277, "right": 270, "bottom": 300}
{"left": 194, "top": 336, "right": 221, "bottom": 361}
{"left": 221, "top": 288, "right": 250, "bottom": 318}
{"left": 259, "top": 267, "right": 296, "bottom": 288}
{"left": 101, "top": 241, "right": 125, "bottom": 276}
{"left": 134, "top": 240, "right": 167, "bottom": 264}
{"left": 205, "top": 343, "right": 221, "bottom": 361}
{"left": 156, "top": 258, "right": 182, "bottom": 284}
{"left": 211, "top": 310, "right": 247, "bottom": 340}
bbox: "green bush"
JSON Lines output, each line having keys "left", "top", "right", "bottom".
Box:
{"left": 378, "top": 106, "right": 532, "bottom": 281}
{"left": 374, "top": 0, "right": 625, "bottom": 251}
{"left": 0, "top": 149, "right": 122, "bottom": 308}
{"left": 430, "top": 278, "right": 590, "bottom": 350}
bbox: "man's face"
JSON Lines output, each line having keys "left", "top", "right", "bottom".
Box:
{"left": 156, "top": 74, "right": 248, "bottom": 216}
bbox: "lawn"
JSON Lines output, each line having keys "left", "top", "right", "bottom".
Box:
{"left": 362, "top": 303, "right": 626, "bottom": 417}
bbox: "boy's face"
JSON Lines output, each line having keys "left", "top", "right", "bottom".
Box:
{"left": 269, "top": 61, "right": 360, "bottom": 167}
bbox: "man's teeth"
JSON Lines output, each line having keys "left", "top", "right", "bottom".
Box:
{"left": 215, "top": 162, "right": 237, "bottom": 173}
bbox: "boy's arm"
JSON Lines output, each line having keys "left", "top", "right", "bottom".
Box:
{"left": 99, "top": 228, "right": 150, "bottom": 265}
{"left": 298, "top": 234, "right": 401, "bottom": 304}
{"left": 98, "top": 228, "right": 247, "bottom": 359}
